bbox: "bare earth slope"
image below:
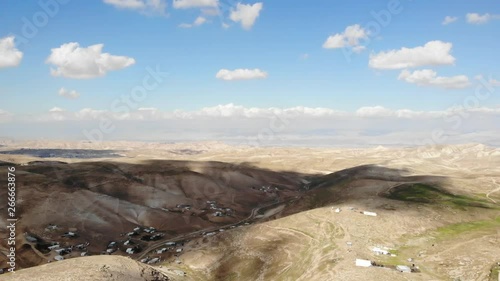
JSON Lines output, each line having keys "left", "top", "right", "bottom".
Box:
{"left": 0, "top": 141, "right": 499, "bottom": 280}
{"left": 0, "top": 255, "right": 175, "bottom": 281}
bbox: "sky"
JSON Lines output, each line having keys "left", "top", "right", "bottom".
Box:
{"left": 0, "top": 0, "right": 499, "bottom": 146}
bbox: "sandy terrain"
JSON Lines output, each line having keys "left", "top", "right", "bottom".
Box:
{"left": 0, "top": 141, "right": 499, "bottom": 280}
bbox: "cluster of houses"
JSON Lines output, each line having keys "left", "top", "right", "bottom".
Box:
{"left": 206, "top": 201, "right": 233, "bottom": 217}
{"left": 62, "top": 231, "right": 78, "bottom": 238}
{"left": 140, "top": 257, "right": 161, "bottom": 264}
{"left": 176, "top": 204, "right": 192, "bottom": 210}
{"left": 46, "top": 241, "right": 90, "bottom": 261}
{"left": 355, "top": 245, "right": 418, "bottom": 273}
{"left": 140, "top": 241, "right": 186, "bottom": 264}
{"left": 124, "top": 226, "right": 165, "bottom": 241}
{"left": 45, "top": 224, "right": 58, "bottom": 231}
{"left": 255, "top": 185, "right": 279, "bottom": 194}
{"left": 142, "top": 233, "right": 165, "bottom": 241}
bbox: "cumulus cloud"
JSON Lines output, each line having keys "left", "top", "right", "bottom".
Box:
{"left": 0, "top": 36, "right": 23, "bottom": 68}
{"left": 369, "top": 41, "right": 455, "bottom": 70}
{"left": 49, "top": 107, "right": 66, "bottom": 112}
{"left": 474, "top": 75, "right": 500, "bottom": 87}
{"left": 323, "top": 24, "right": 368, "bottom": 52}
{"left": 466, "top": 13, "right": 500, "bottom": 24}
{"left": 216, "top": 68, "right": 267, "bottom": 81}
{"left": 58, "top": 87, "right": 81, "bottom": 99}
{"left": 173, "top": 0, "right": 218, "bottom": 9}
{"left": 489, "top": 78, "right": 500, "bottom": 87}
{"left": 442, "top": 16, "right": 458, "bottom": 25}
{"left": 398, "top": 69, "right": 470, "bottom": 89}
{"left": 229, "top": 2, "right": 263, "bottom": 30}
{"left": 19, "top": 103, "right": 500, "bottom": 122}
{"left": 201, "top": 7, "right": 219, "bottom": 16}
{"left": 103, "top": 0, "right": 167, "bottom": 14}
{"left": 46, "top": 42, "right": 135, "bottom": 79}
{"left": 179, "top": 16, "right": 207, "bottom": 28}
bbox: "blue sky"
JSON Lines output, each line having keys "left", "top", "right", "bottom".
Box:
{"left": 0, "top": 0, "right": 499, "bottom": 145}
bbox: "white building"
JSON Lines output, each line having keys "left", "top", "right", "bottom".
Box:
{"left": 54, "top": 255, "right": 64, "bottom": 261}
{"left": 176, "top": 248, "right": 183, "bottom": 253}
{"left": 396, "top": 265, "right": 411, "bottom": 273}
{"left": 173, "top": 270, "right": 186, "bottom": 276}
{"left": 55, "top": 248, "right": 66, "bottom": 254}
{"left": 147, "top": 258, "right": 159, "bottom": 264}
{"left": 362, "top": 211, "right": 377, "bottom": 217}
{"left": 372, "top": 247, "right": 390, "bottom": 255}
{"left": 126, "top": 248, "right": 135, "bottom": 254}
{"left": 48, "top": 244, "right": 60, "bottom": 250}
{"left": 355, "top": 259, "right": 372, "bottom": 267}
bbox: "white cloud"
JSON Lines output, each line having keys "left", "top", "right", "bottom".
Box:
{"left": 0, "top": 36, "right": 23, "bottom": 68}
{"left": 323, "top": 24, "right": 368, "bottom": 51}
{"left": 442, "top": 16, "right": 458, "bottom": 25}
{"left": 474, "top": 75, "right": 500, "bottom": 87}
{"left": 466, "top": 13, "right": 500, "bottom": 24}
{"left": 173, "top": 0, "right": 218, "bottom": 9}
{"left": 489, "top": 78, "right": 500, "bottom": 87}
{"left": 352, "top": 45, "right": 366, "bottom": 53}
{"left": 17, "top": 103, "right": 500, "bottom": 122}
{"left": 356, "top": 106, "right": 393, "bottom": 117}
{"left": 398, "top": 69, "right": 470, "bottom": 89}
{"left": 369, "top": 41, "right": 455, "bottom": 70}
{"left": 103, "top": 0, "right": 167, "bottom": 14}
{"left": 179, "top": 16, "right": 207, "bottom": 28}
{"left": 58, "top": 87, "right": 81, "bottom": 99}
{"left": 300, "top": 53, "right": 310, "bottom": 60}
{"left": 46, "top": 42, "right": 135, "bottom": 79}
{"left": 201, "top": 7, "right": 219, "bottom": 16}
{"left": 49, "top": 107, "right": 66, "bottom": 112}
{"left": 229, "top": 2, "right": 263, "bottom": 30}
{"left": 216, "top": 68, "right": 268, "bottom": 81}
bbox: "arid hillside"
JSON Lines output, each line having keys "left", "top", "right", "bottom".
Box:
{"left": 0, "top": 141, "right": 499, "bottom": 280}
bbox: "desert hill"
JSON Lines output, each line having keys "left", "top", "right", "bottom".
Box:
{"left": 0, "top": 255, "right": 176, "bottom": 281}
{"left": 0, "top": 142, "right": 499, "bottom": 280}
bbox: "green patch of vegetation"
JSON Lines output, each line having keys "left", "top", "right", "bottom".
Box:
{"left": 435, "top": 217, "right": 500, "bottom": 238}
{"left": 386, "top": 183, "right": 495, "bottom": 209}
{"left": 490, "top": 263, "right": 500, "bottom": 281}
{"left": 381, "top": 255, "right": 406, "bottom": 266}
